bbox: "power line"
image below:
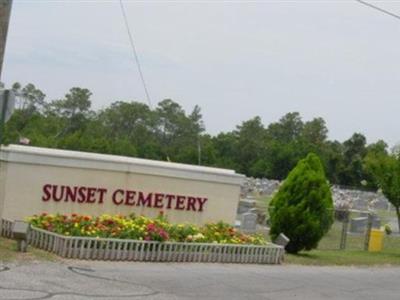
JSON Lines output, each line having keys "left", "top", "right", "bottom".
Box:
{"left": 355, "top": 0, "right": 400, "bottom": 21}
{"left": 119, "top": 0, "right": 153, "bottom": 109}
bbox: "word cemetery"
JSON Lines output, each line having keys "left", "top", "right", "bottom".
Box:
{"left": 42, "top": 184, "right": 208, "bottom": 212}
{"left": 0, "top": 145, "right": 244, "bottom": 225}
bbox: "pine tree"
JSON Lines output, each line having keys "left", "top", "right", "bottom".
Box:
{"left": 269, "top": 153, "right": 334, "bottom": 253}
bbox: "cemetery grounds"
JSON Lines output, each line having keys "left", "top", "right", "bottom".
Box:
{"left": 1, "top": 195, "right": 400, "bottom": 266}
{"left": 256, "top": 194, "right": 400, "bottom": 266}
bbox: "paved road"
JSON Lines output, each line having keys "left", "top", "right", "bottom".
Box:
{"left": 0, "top": 261, "right": 399, "bottom": 299}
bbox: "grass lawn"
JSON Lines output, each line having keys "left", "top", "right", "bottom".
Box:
{"left": 1, "top": 235, "right": 399, "bottom": 266}
{"left": 285, "top": 219, "right": 400, "bottom": 266}
{"left": 284, "top": 217, "right": 400, "bottom": 266}
{"left": 0, "top": 237, "right": 57, "bottom": 262}
{"left": 281, "top": 223, "right": 400, "bottom": 266}
{"left": 255, "top": 193, "right": 400, "bottom": 266}
{"left": 286, "top": 249, "right": 400, "bottom": 266}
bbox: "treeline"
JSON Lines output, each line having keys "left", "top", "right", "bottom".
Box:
{"left": 3, "top": 83, "right": 392, "bottom": 189}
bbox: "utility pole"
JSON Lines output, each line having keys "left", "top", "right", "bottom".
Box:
{"left": 0, "top": 0, "right": 12, "bottom": 81}
{"left": 0, "top": 0, "right": 13, "bottom": 146}
{"left": 197, "top": 135, "right": 201, "bottom": 165}
{"left": 0, "top": 1, "right": 12, "bottom": 237}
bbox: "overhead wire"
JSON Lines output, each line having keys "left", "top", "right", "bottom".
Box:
{"left": 355, "top": 0, "right": 400, "bottom": 21}
{"left": 119, "top": 0, "right": 153, "bottom": 108}
{"left": 118, "top": 0, "right": 400, "bottom": 110}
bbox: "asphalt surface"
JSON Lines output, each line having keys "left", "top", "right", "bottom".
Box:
{"left": 0, "top": 261, "right": 399, "bottom": 300}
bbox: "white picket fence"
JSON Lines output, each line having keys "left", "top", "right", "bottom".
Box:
{"left": 0, "top": 218, "right": 13, "bottom": 238}
{"left": 1, "top": 219, "right": 284, "bottom": 264}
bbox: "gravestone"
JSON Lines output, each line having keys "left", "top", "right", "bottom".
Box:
{"left": 352, "top": 214, "right": 380, "bottom": 232}
{"left": 248, "top": 208, "right": 258, "bottom": 214}
{"left": 240, "top": 212, "right": 257, "bottom": 233}
{"left": 350, "top": 217, "right": 368, "bottom": 233}
{"left": 372, "top": 216, "right": 381, "bottom": 229}
{"left": 353, "top": 199, "right": 368, "bottom": 210}
{"left": 274, "top": 233, "right": 290, "bottom": 248}
{"left": 237, "top": 198, "right": 257, "bottom": 214}
{"left": 372, "top": 199, "right": 389, "bottom": 210}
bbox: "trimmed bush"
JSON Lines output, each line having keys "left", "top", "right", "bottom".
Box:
{"left": 268, "top": 153, "right": 334, "bottom": 253}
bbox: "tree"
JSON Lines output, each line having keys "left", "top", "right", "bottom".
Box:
{"left": 267, "top": 112, "right": 303, "bottom": 143}
{"left": 4, "top": 83, "right": 47, "bottom": 140}
{"left": 12, "top": 82, "right": 46, "bottom": 113}
{"left": 322, "top": 140, "right": 344, "bottom": 184}
{"left": 301, "top": 117, "right": 328, "bottom": 146}
{"left": 338, "top": 133, "right": 368, "bottom": 187}
{"left": 364, "top": 152, "right": 400, "bottom": 231}
{"left": 49, "top": 87, "right": 93, "bottom": 138}
{"left": 212, "top": 132, "right": 240, "bottom": 170}
{"left": 51, "top": 87, "right": 92, "bottom": 118}
{"left": 268, "top": 153, "right": 334, "bottom": 253}
{"left": 97, "top": 101, "right": 158, "bottom": 158}
{"left": 362, "top": 140, "right": 388, "bottom": 189}
{"left": 155, "top": 99, "right": 205, "bottom": 164}
{"left": 235, "top": 116, "right": 266, "bottom": 176}
{"left": 263, "top": 112, "right": 307, "bottom": 180}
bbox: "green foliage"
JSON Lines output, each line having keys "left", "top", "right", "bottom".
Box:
{"left": 1, "top": 82, "right": 392, "bottom": 190}
{"left": 384, "top": 224, "right": 392, "bottom": 235}
{"left": 268, "top": 153, "right": 334, "bottom": 253}
{"left": 364, "top": 152, "right": 400, "bottom": 231}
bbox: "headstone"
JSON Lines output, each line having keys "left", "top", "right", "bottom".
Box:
{"left": 350, "top": 217, "right": 368, "bottom": 233}
{"left": 274, "top": 233, "right": 290, "bottom": 248}
{"left": 248, "top": 207, "right": 258, "bottom": 214}
{"left": 240, "top": 212, "right": 257, "bottom": 233}
{"left": 358, "top": 214, "right": 381, "bottom": 229}
{"left": 372, "top": 216, "right": 381, "bottom": 229}
{"left": 353, "top": 199, "right": 368, "bottom": 210}
{"left": 372, "top": 199, "right": 389, "bottom": 210}
{"left": 237, "top": 198, "right": 256, "bottom": 214}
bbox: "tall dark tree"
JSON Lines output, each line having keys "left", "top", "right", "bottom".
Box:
{"left": 338, "top": 133, "right": 367, "bottom": 187}
{"left": 235, "top": 116, "right": 266, "bottom": 176}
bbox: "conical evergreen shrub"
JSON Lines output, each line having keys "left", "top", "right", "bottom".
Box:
{"left": 268, "top": 153, "right": 334, "bottom": 253}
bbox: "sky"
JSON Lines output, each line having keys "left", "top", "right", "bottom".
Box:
{"left": 3, "top": 0, "right": 400, "bottom": 146}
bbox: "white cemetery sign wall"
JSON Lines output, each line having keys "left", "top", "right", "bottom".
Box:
{"left": 0, "top": 145, "right": 244, "bottom": 225}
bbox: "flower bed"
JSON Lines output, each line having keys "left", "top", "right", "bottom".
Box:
{"left": 1, "top": 217, "right": 284, "bottom": 264}
{"left": 28, "top": 213, "right": 267, "bottom": 245}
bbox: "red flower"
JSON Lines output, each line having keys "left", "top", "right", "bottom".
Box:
{"left": 147, "top": 223, "right": 155, "bottom": 231}
{"left": 107, "top": 220, "right": 114, "bottom": 225}
{"left": 159, "top": 230, "right": 169, "bottom": 240}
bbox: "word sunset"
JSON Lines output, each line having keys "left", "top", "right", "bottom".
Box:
{"left": 42, "top": 184, "right": 208, "bottom": 212}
